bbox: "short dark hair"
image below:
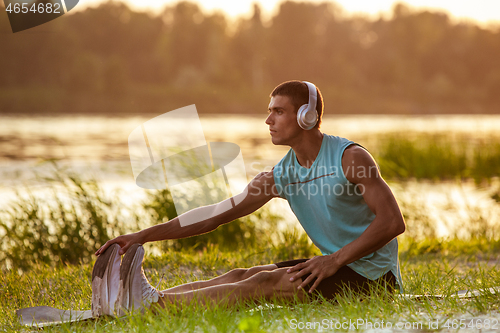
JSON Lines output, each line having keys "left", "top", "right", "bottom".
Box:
{"left": 270, "top": 80, "right": 324, "bottom": 129}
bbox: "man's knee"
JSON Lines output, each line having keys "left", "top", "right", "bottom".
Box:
{"left": 249, "top": 268, "right": 300, "bottom": 292}
{"left": 233, "top": 268, "right": 306, "bottom": 300}
{"left": 226, "top": 264, "right": 277, "bottom": 282}
{"left": 242, "top": 265, "right": 276, "bottom": 279}
{"left": 225, "top": 268, "right": 248, "bottom": 281}
{"left": 251, "top": 270, "right": 274, "bottom": 284}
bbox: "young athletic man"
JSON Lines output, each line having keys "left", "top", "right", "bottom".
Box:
{"left": 92, "top": 80, "right": 405, "bottom": 316}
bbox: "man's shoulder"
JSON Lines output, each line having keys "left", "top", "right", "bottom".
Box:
{"left": 322, "top": 133, "right": 353, "bottom": 147}
{"left": 342, "top": 144, "right": 373, "bottom": 161}
{"left": 322, "top": 133, "right": 348, "bottom": 140}
{"left": 342, "top": 144, "right": 380, "bottom": 184}
{"left": 320, "top": 134, "right": 356, "bottom": 162}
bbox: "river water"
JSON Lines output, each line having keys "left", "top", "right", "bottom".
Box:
{"left": 1, "top": 113, "right": 499, "bottom": 238}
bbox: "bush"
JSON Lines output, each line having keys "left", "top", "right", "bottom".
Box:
{"left": 142, "top": 188, "right": 283, "bottom": 252}
{"left": 376, "top": 134, "right": 467, "bottom": 180}
{"left": 374, "top": 133, "right": 500, "bottom": 181}
{"left": 0, "top": 172, "right": 124, "bottom": 272}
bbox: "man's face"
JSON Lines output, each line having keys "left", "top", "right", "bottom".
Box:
{"left": 265, "top": 95, "right": 302, "bottom": 146}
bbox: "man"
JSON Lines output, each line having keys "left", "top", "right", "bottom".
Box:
{"left": 93, "top": 80, "right": 405, "bottom": 316}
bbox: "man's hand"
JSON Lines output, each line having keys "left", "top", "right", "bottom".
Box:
{"left": 95, "top": 232, "right": 144, "bottom": 256}
{"left": 287, "top": 255, "right": 340, "bottom": 293}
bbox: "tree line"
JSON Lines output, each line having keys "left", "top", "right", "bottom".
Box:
{"left": 1, "top": 1, "right": 499, "bottom": 115}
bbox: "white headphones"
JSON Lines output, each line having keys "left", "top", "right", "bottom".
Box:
{"left": 297, "top": 81, "right": 319, "bottom": 130}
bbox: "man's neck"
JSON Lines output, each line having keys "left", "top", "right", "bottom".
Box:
{"left": 291, "top": 130, "right": 324, "bottom": 168}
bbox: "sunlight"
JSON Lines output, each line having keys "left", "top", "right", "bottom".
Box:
{"left": 76, "top": 0, "right": 500, "bottom": 26}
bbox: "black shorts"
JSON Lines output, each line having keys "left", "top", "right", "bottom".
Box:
{"left": 275, "top": 258, "right": 396, "bottom": 300}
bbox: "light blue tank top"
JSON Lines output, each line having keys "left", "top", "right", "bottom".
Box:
{"left": 273, "top": 134, "right": 402, "bottom": 289}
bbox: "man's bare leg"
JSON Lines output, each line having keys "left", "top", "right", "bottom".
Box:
{"left": 162, "top": 264, "right": 279, "bottom": 294}
{"left": 156, "top": 267, "right": 308, "bottom": 308}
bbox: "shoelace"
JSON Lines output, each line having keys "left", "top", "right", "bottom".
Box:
{"left": 155, "top": 274, "right": 165, "bottom": 291}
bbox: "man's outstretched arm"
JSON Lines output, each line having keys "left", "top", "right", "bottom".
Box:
{"left": 95, "top": 171, "right": 278, "bottom": 256}
{"left": 288, "top": 145, "right": 406, "bottom": 292}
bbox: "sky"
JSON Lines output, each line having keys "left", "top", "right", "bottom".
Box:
{"left": 78, "top": 0, "right": 500, "bottom": 27}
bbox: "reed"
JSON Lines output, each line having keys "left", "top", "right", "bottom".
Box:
{"left": 0, "top": 171, "right": 126, "bottom": 272}
{"left": 373, "top": 133, "right": 500, "bottom": 182}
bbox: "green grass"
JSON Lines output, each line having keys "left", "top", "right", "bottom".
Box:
{"left": 2, "top": 243, "right": 500, "bottom": 332}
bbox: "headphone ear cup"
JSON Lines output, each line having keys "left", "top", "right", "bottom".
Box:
{"left": 297, "top": 104, "right": 309, "bottom": 129}
{"left": 297, "top": 104, "right": 318, "bottom": 130}
{"left": 304, "top": 109, "right": 318, "bottom": 124}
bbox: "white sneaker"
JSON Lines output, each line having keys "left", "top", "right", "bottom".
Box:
{"left": 91, "top": 243, "right": 121, "bottom": 317}
{"left": 116, "top": 244, "right": 162, "bottom": 315}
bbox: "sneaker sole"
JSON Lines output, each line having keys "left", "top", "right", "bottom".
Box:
{"left": 117, "top": 243, "right": 144, "bottom": 315}
{"left": 91, "top": 243, "right": 120, "bottom": 317}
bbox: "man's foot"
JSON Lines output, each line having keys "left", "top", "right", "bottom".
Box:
{"left": 91, "top": 243, "right": 121, "bottom": 317}
{"left": 116, "top": 244, "right": 162, "bottom": 315}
